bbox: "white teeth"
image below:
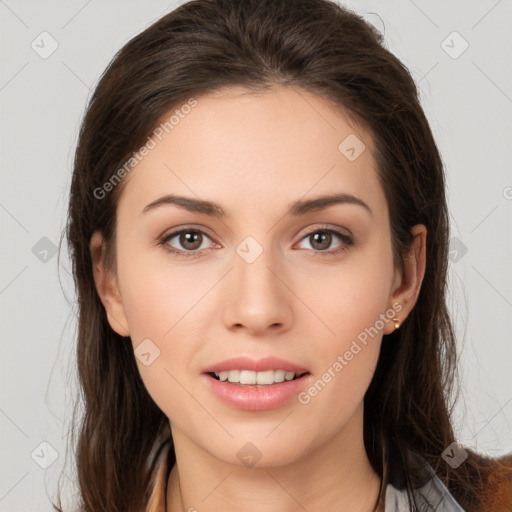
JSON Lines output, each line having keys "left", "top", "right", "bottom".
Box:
{"left": 214, "top": 369, "right": 299, "bottom": 385}
{"left": 273, "top": 370, "right": 285, "bottom": 383}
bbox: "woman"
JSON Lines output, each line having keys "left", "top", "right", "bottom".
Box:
{"left": 56, "top": 0, "right": 512, "bottom": 511}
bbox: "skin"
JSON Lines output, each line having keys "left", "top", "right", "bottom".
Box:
{"left": 90, "top": 85, "right": 426, "bottom": 512}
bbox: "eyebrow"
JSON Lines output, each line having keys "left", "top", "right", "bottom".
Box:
{"left": 141, "top": 192, "right": 372, "bottom": 218}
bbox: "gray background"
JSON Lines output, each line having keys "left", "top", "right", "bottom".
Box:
{"left": 1, "top": 0, "right": 511, "bottom": 510}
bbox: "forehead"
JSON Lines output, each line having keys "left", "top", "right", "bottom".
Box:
{"left": 117, "top": 85, "right": 385, "bottom": 221}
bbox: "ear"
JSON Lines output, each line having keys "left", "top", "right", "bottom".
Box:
{"left": 89, "top": 230, "right": 130, "bottom": 337}
{"left": 383, "top": 224, "right": 427, "bottom": 334}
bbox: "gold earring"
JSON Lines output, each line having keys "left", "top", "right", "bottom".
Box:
{"left": 393, "top": 318, "right": 401, "bottom": 330}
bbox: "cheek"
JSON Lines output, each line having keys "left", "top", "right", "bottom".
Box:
{"left": 298, "top": 345, "right": 380, "bottom": 440}
{"left": 297, "top": 285, "right": 387, "bottom": 430}
{"left": 114, "top": 244, "right": 215, "bottom": 409}
{"left": 294, "top": 245, "right": 393, "bottom": 417}
{"left": 298, "top": 247, "right": 394, "bottom": 344}
{"left": 116, "top": 242, "right": 209, "bottom": 342}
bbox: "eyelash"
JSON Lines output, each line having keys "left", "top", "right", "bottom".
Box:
{"left": 158, "top": 225, "right": 354, "bottom": 259}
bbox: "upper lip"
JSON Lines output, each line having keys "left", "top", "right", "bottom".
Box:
{"left": 202, "top": 356, "right": 309, "bottom": 375}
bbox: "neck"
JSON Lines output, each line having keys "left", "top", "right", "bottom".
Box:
{"left": 166, "top": 402, "right": 382, "bottom": 512}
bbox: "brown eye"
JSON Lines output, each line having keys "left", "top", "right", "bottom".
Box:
{"left": 308, "top": 231, "right": 333, "bottom": 251}
{"left": 178, "top": 231, "right": 203, "bottom": 251}
{"left": 296, "top": 227, "right": 354, "bottom": 256}
{"left": 160, "top": 229, "right": 215, "bottom": 257}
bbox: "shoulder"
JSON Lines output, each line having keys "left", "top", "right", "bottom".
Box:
{"left": 407, "top": 450, "right": 512, "bottom": 512}
{"left": 146, "top": 438, "right": 173, "bottom": 512}
{"left": 478, "top": 453, "right": 512, "bottom": 511}
{"left": 381, "top": 446, "right": 467, "bottom": 511}
{"left": 381, "top": 446, "right": 512, "bottom": 511}
{"left": 384, "top": 456, "right": 466, "bottom": 511}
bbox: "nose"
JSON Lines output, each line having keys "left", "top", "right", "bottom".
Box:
{"left": 220, "top": 245, "right": 293, "bottom": 336}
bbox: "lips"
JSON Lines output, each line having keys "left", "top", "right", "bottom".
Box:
{"left": 202, "top": 356, "right": 310, "bottom": 375}
{"left": 202, "top": 370, "right": 313, "bottom": 411}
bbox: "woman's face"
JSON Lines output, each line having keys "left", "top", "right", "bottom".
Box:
{"left": 92, "top": 85, "right": 420, "bottom": 468}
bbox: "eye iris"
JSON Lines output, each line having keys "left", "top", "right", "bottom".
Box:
{"left": 311, "top": 231, "right": 331, "bottom": 251}
{"left": 181, "top": 231, "right": 202, "bottom": 250}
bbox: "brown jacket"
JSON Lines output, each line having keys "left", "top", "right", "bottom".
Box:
{"left": 479, "top": 453, "right": 512, "bottom": 512}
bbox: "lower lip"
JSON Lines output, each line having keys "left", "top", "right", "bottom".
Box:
{"left": 202, "top": 373, "right": 312, "bottom": 411}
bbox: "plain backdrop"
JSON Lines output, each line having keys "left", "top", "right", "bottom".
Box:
{"left": 1, "top": 0, "right": 511, "bottom": 510}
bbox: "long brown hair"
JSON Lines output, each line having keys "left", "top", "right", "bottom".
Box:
{"left": 55, "top": 0, "right": 511, "bottom": 510}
